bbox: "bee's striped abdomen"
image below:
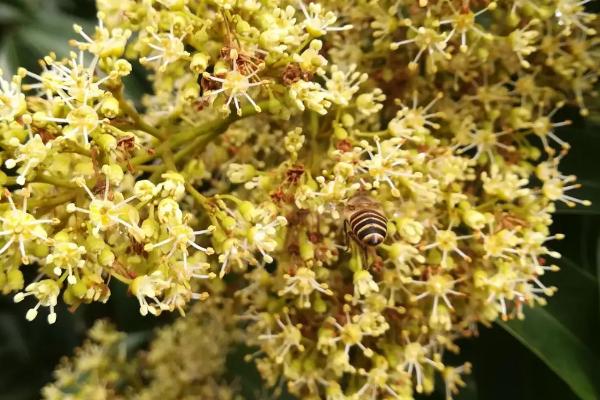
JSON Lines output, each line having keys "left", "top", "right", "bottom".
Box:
{"left": 349, "top": 209, "right": 387, "bottom": 247}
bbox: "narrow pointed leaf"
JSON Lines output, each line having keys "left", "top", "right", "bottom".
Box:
{"left": 499, "top": 308, "right": 600, "bottom": 400}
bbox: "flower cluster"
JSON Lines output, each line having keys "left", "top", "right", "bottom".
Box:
{"left": 0, "top": 0, "right": 597, "bottom": 399}
{"left": 43, "top": 299, "right": 238, "bottom": 400}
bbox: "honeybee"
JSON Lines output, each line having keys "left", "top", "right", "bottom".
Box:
{"left": 343, "top": 195, "right": 388, "bottom": 250}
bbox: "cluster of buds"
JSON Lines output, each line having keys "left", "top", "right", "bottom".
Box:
{"left": 0, "top": 0, "right": 595, "bottom": 399}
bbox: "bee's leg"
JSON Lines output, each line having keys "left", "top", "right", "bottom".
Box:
{"left": 361, "top": 244, "right": 369, "bottom": 267}
{"left": 342, "top": 220, "right": 351, "bottom": 252}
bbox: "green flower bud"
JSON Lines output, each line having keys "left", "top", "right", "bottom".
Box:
{"left": 349, "top": 251, "right": 361, "bottom": 272}
{"left": 102, "top": 164, "right": 124, "bottom": 185}
{"left": 390, "top": 243, "right": 408, "bottom": 263}
{"left": 31, "top": 243, "right": 50, "bottom": 258}
{"left": 529, "top": 146, "right": 541, "bottom": 160}
{"left": 299, "top": 230, "right": 315, "bottom": 262}
{"left": 134, "top": 180, "right": 157, "bottom": 201}
{"left": 0, "top": 170, "right": 8, "bottom": 186}
{"left": 220, "top": 216, "right": 237, "bottom": 232}
{"left": 113, "top": 59, "right": 132, "bottom": 77}
{"left": 96, "top": 133, "right": 118, "bottom": 152}
{"left": 227, "top": 163, "right": 257, "bottom": 184}
{"left": 74, "top": 160, "right": 95, "bottom": 175}
{"left": 100, "top": 96, "right": 120, "bottom": 118}
{"left": 395, "top": 218, "right": 424, "bottom": 244}
{"left": 3, "top": 125, "right": 27, "bottom": 143}
{"left": 508, "top": 11, "right": 520, "bottom": 27}
{"left": 182, "top": 80, "right": 200, "bottom": 102}
{"left": 7, "top": 269, "right": 24, "bottom": 291}
{"left": 86, "top": 235, "right": 106, "bottom": 252}
{"left": 313, "top": 294, "right": 327, "bottom": 313}
{"left": 463, "top": 209, "right": 486, "bottom": 230}
{"left": 266, "top": 97, "right": 282, "bottom": 114}
{"left": 239, "top": 201, "right": 257, "bottom": 222}
{"left": 62, "top": 288, "right": 76, "bottom": 305}
{"left": 211, "top": 228, "right": 227, "bottom": 249}
{"left": 235, "top": 19, "right": 253, "bottom": 34}
{"left": 141, "top": 217, "right": 159, "bottom": 238}
{"left": 190, "top": 29, "right": 209, "bottom": 46}
{"left": 99, "top": 248, "right": 115, "bottom": 267}
{"left": 426, "top": 248, "right": 442, "bottom": 265}
{"left": 341, "top": 113, "right": 354, "bottom": 128}
{"left": 70, "top": 280, "right": 88, "bottom": 298}
{"left": 213, "top": 60, "right": 229, "bottom": 76}
{"left": 333, "top": 125, "right": 348, "bottom": 140}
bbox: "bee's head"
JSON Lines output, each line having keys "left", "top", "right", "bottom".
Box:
{"left": 346, "top": 195, "right": 378, "bottom": 209}
{"left": 343, "top": 195, "right": 380, "bottom": 218}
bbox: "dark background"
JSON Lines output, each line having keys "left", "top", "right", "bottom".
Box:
{"left": 0, "top": 1, "right": 598, "bottom": 399}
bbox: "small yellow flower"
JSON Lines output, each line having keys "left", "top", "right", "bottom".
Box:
{"left": 14, "top": 279, "right": 60, "bottom": 324}
{"left": 0, "top": 189, "right": 55, "bottom": 264}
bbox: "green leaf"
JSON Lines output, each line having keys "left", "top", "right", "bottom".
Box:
{"left": 0, "top": 4, "right": 26, "bottom": 24}
{"left": 16, "top": 14, "right": 80, "bottom": 61}
{"left": 10, "top": 10, "right": 94, "bottom": 69}
{"left": 0, "top": 35, "right": 21, "bottom": 75}
{"left": 498, "top": 252, "right": 600, "bottom": 398}
{"left": 498, "top": 308, "right": 600, "bottom": 400}
{"left": 543, "top": 257, "right": 600, "bottom": 347}
{"left": 596, "top": 233, "right": 600, "bottom": 325}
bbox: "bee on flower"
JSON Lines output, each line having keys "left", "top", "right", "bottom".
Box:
{"left": 0, "top": 0, "right": 595, "bottom": 398}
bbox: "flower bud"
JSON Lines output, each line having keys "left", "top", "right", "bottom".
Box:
{"left": 99, "top": 247, "right": 115, "bottom": 267}
{"left": 239, "top": 201, "right": 257, "bottom": 222}
{"left": 0, "top": 170, "right": 8, "bottom": 186}
{"left": 313, "top": 294, "right": 327, "bottom": 313}
{"left": 6, "top": 269, "right": 24, "bottom": 291}
{"left": 227, "top": 163, "right": 256, "bottom": 184}
{"left": 333, "top": 125, "right": 348, "bottom": 140}
{"left": 96, "top": 133, "right": 118, "bottom": 152}
{"left": 284, "top": 128, "right": 305, "bottom": 154}
{"left": 113, "top": 59, "right": 132, "bottom": 77}
{"left": 134, "top": 180, "right": 157, "bottom": 201}
{"left": 353, "top": 269, "right": 379, "bottom": 296}
{"left": 341, "top": 113, "right": 354, "bottom": 128}
{"left": 220, "top": 216, "right": 237, "bottom": 231}
{"left": 182, "top": 80, "right": 200, "bottom": 102}
{"left": 213, "top": 60, "right": 229, "bottom": 76}
{"left": 71, "top": 280, "right": 88, "bottom": 298}
{"left": 463, "top": 209, "right": 486, "bottom": 230}
{"left": 266, "top": 97, "right": 282, "bottom": 114}
{"left": 102, "top": 164, "right": 124, "bottom": 185}
{"left": 141, "top": 217, "right": 159, "bottom": 238}
{"left": 31, "top": 242, "right": 50, "bottom": 258}
{"left": 100, "top": 96, "right": 120, "bottom": 118}
{"left": 395, "top": 218, "right": 423, "bottom": 244}
{"left": 299, "top": 230, "right": 315, "bottom": 262}
{"left": 157, "top": 198, "right": 183, "bottom": 224}
{"left": 85, "top": 235, "right": 105, "bottom": 252}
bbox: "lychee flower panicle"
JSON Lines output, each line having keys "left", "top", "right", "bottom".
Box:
{"left": 0, "top": 1, "right": 597, "bottom": 398}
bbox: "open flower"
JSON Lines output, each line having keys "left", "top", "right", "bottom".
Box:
{"left": 0, "top": 71, "right": 26, "bottom": 122}
{"left": 140, "top": 26, "right": 190, "bottom": 72}
{"left": 67, "top": 177, "right": 142, "bottom": 237}
{"left": 202, "top": 51, "right": 268, "bottom": 116}
{"left": 14, "top": 279, "right": 60, "bottom": 324}
{"left": 0, "top": 189, "right": 56, "bottom": 264}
